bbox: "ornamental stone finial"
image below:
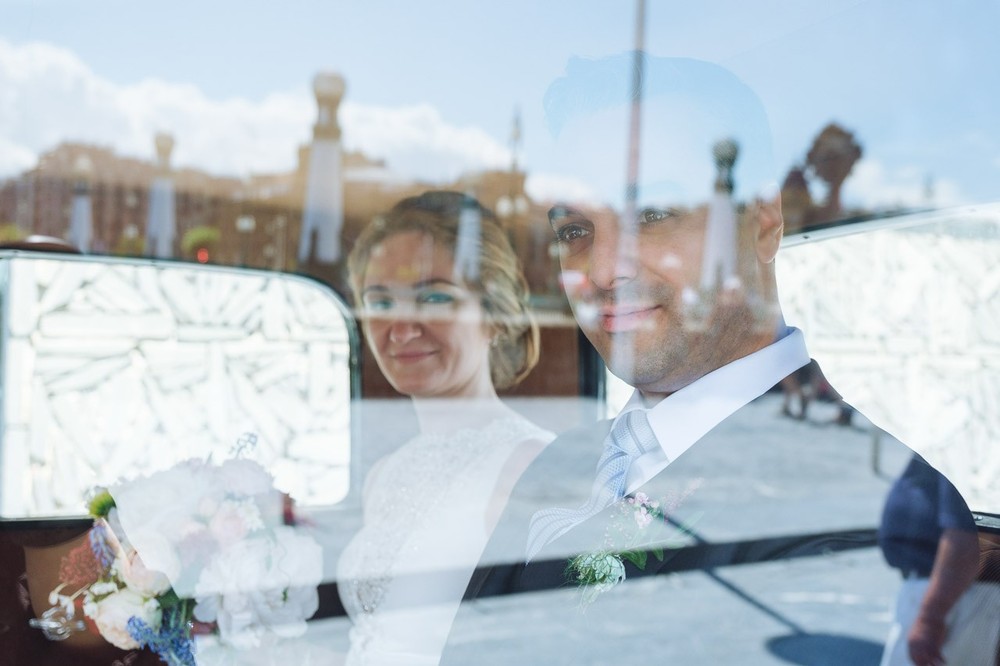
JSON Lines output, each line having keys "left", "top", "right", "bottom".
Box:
{"left": 713, "top": 138, "right": 739, "bottom": 194}
{"left": 154, "top": 133, "right": 175, "bottom": 172}
{"left": 312, "top": 72, "right": 346, "bottom": 141}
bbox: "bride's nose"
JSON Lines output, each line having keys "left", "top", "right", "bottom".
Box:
{"left": 388, "top": 320, "right": 422, "bottom": 345}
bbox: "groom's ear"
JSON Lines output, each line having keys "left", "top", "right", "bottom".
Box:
{"left": 754, "top": 193, "right": 783, "bottom": 265}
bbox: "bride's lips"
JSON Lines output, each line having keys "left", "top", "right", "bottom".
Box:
{"left": 389, "top": 349, "right": 438, "bottom": 363}
{"left": 597, "top": 305, "right": 660, "bottom": 333}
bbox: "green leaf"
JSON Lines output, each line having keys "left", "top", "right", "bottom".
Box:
{"left": 87, "top": 489, "right": 116, "bottom": 518}
{"left": 653, "top": 548, "right": 665, "bottom": 562}
{"left": 621, "top": 550, "right": 647, "bottom": 569}
{"left": 157, "top": 588, "right": 182, "bottom": 608}
{"left": 566, "top": 555, "right": 595, "bottom": 585}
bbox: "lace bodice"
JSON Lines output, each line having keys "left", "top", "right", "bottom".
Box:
{"left": 337, "top": 414, "right": 553, "bottom": 665}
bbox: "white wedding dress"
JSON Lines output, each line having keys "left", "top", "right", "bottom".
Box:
{"left": 337, "top": 414, "right": 553, "bottom": 666}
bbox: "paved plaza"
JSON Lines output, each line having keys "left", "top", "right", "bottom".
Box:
{"left": 300, "top": 394, "right": 913, "bottom": 664}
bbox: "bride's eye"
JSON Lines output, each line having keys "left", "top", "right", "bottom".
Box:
{"left": 417, "top": 291, "right": 456, "bottom": 306}
{"left": 363, "top": 296, "right": 394, "bottom": 313}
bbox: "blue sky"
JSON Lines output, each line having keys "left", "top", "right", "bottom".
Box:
{"left": 2, "top": 0, "right": 999, "bottom": 209}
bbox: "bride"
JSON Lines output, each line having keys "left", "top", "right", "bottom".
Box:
{"left": 337, "top": 191, "right": 554, "bottom": 665}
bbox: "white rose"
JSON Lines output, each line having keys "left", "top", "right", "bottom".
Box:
{"left": 114, "top": 460, "right": 219, "bottom": 542}
{"left": 89, "top": 580, "right": 119, "bottom": 597}
{"left": 85, "top": 589, "right": 160, "bottom": 650}
{"left": 264, "top": 586, "right": 317, "bottom": 639}
{"left": 193, "top": 538, "right": 271, "bottom": 648}
{"left": 193, "top": 538, "right": 269, "bottom": 600}
{"left": 193, "top": 527, "right": 322, "bottom": 648}
{"left": 268, "top": 526, "right": 323, "bottom": 590}
{"left": 238, "top": 527, "right": 322, "bottom": 641}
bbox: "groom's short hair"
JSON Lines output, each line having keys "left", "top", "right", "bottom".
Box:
{"left": 542, "top": 52, "right": 779, "bottom": 200}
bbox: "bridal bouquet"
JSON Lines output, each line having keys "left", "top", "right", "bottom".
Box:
{"left": 43, "top": 456, "right": 323, "bottom": 665}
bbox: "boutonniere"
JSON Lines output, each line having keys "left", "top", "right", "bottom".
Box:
{"left": 566, "top": 481, "right": 702, "bottom": 605}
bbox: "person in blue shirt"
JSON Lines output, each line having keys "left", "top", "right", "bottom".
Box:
{"left": 878, "top": 455, "right": 996, "bottom": 665}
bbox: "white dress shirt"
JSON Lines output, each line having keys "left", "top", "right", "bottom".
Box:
{"left": 617, "top": 326, "right": 810, "bottom": 494}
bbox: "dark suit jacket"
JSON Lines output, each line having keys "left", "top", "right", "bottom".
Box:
{"left": 439, "top": 391, "right": 941, "bottom": 665}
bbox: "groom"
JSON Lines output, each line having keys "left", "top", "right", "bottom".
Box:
{"left": 440, "top": 53, "right": 985, "bottom": 664}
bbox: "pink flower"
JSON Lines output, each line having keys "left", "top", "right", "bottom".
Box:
{"left": 634, "top": 506, "right": 653, "bottom": 529}
{"left": 209, "top": 499, "right": 263, "bottom": 548}
{"left": 59, "top": 538, "right": 105, "bottom": 589}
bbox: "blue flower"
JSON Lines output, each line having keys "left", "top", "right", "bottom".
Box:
{"left": 127, "top": 611, "right": 196, "bottom": 666}
{"left": 88, "top": 524, "right": 116, "bottom": 570}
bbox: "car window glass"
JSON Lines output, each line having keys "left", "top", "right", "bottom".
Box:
{"left": 0, "top": 254, "right": 355, "bottom": 519}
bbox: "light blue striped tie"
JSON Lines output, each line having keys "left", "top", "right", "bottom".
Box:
{"left": 525, "top": 409, "right": 659, "bottom": 562}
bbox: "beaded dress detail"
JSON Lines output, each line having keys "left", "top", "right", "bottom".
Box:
{"left": 337, "top": 415, "right": 553, "bottom": 665}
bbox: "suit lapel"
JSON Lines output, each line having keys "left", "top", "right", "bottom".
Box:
{"left": 461, "top": 420, "right": 612, "bottom": 599}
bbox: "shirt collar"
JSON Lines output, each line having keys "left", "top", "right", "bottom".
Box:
{"left": 617, "top": 326, "right": 810, "bottom": 464}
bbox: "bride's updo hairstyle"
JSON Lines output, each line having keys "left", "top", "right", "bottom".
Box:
{"left": 348, "top": 190, "right": 540, "bottom": 390}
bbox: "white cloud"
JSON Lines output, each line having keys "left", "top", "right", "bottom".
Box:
{"left": 524, "top": 171, "right": 602, "bottom": 205}
{"left": 0, "top": 39, "right": 509, "bottom": 182}
{"left": 842, "top": 158, "right": 964, "bottom": 210}
{"left": 341, "top": 103, "right": 510, "bottom": 182}
{"left": 0, "top": 135, "right": 37, "bottom": 175}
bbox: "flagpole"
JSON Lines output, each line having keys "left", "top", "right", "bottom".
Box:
{"left": 623, "top": 0, "right": 646, "bottom": 228}
{"left": 610, "top": 0, "right": 647, "bottom": 391}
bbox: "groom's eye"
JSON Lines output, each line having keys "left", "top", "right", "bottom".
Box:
{"left": 554, "top": 223, "right": 591, "bottom": 244}
{"left": 553, "top": 223, "right": 594, "bottom": 261}
{"left": 549, "top": 207, "right": 594, "bottom": 252}
{"left": 637, "top": 207, "right": 685, "bottom": 227}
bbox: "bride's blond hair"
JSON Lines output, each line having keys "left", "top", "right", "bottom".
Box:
{"left": 347, "top": 191, "right": 540, "bottom": 390}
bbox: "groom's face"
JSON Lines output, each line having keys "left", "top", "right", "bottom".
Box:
{"left": 547, "top": 99, "right": 781, "bottom": 397}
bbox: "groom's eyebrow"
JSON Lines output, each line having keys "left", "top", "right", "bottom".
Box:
{"left": 548, "top": 204, "right": 585, "bottom": 228}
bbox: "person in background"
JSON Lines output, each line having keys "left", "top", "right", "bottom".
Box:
{"left": 878, "top": 455, "right": 998, "bottom": 665}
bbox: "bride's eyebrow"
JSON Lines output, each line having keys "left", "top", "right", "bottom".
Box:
{"left": 361, "top": 279, "right": 459, "bottom": 295}
{"left": 413, "top": 279, "right": 460, "bottom": 289}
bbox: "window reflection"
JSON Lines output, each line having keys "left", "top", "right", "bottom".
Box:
{"left": 0, "top": 257, "right": 354, "bottom": 518}
{"left": 1, "top": 2, "right": 999, "bottom": 664}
